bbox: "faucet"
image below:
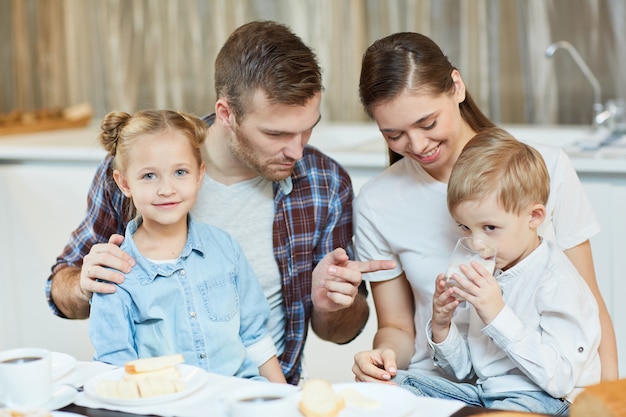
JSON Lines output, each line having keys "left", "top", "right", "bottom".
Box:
{"left": 545, "top": 41, "right": 604, "bottom": 127}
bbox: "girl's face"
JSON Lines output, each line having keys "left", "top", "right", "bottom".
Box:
{"left": 369, "top": 71, "right": 474, "bottom": 183}
{"left": 114, "top": 129, "right": 205, "bottom": 228}
{"left": 452, "top": 192, "right": 544, "bottom": 271}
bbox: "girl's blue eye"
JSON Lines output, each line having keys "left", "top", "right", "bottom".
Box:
{"left": 143, "top": 173, "right": 156, "bottom": 180}
{"left": 175, "top": 169, "right": 188, "bottom": 177}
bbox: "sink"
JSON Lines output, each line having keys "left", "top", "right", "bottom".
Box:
{"left": 501, "top": 124, "right": 594, "bottom": 148}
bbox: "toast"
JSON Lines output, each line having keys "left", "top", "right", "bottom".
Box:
{"left": 298, "top": 379, "right": 345, "bottom": 417}
{"left": 124, "top": 353, "right": 184, "bottom": 374}
{"left": 95, "top": 354, "right": 187, "bottom": 399}
{"left": 570, "top": 379, "right": 626, "bottom": 417}
{"left": 123, "top": 365, "right": 181, "bottom": 382}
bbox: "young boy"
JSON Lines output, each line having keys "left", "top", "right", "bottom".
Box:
{"left": 395, "top": 127, "right": 601, "bottom": 415}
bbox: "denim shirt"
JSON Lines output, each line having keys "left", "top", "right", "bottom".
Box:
{"left": 88, "top": 216, "right": 274, "bottom": 380}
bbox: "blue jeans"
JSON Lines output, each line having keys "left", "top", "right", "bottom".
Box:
{"left": 394, "top": 370, "right": 570, "bottom": 415}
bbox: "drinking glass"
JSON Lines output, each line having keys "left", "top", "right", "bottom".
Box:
{"left": 445, "top": 237, "right": 497, "bottom": 297}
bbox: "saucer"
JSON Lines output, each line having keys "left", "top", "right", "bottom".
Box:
{"left": 47, "top": 383, "right": 77, "bottom": 410}
{"left": 51, "top": 352, "right": 77, "bottom": 381}
{"left": 0, "top": 385, "right": 76, "bottom": 414}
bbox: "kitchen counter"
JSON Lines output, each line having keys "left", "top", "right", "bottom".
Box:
{"left": 1, "top": 123, "right": 626, "bottom": 175}
{"left": 1, "top": 123, "right": 624, "bottom": 380}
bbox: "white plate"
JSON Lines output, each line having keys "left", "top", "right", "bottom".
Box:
{"left": 298, "top": 382, "right": 419, "bottom": 417}
{"left": 84, "top": 363, "right": 208, "bottom": 406}
{"left": 52, "top": 412, "right": 84, "bottom": 417}
{"left": 51, "top": 352, "right": 77, "bottom": 381}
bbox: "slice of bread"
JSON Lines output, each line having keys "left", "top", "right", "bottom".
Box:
{"left": 95, "top": 379, "right": 140, "bottom": 399}
{"left": 95, "top": 376, "right": 185, "bottom": 399}
{"left": 570, "top": 379, "right": 626, "bottom": 417}
{"left": 124, "top": 354, "right": 184, "bottom": 374}
{"left": 136, "top": 377, "right": 186, "bottom": 398}
{"left": 123, "top": 365, "right": 181, "bottom": 382}
{"left": 298, "top": 379, "right": 345, "bottom": 417}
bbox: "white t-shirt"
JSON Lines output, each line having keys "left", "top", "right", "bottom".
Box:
{"left": 354, "top": 142, "right": 600, "bottom": 376}
{"left": 192, "top": 175, "right": 285, "bottom": 362}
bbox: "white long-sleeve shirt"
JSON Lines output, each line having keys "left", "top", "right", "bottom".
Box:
{"left": 428, "top": 239, "right": 601, "bottom": 402}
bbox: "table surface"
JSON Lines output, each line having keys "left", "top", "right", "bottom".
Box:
{"left": 52, "top": 360, "right": 469, "bottom": 417}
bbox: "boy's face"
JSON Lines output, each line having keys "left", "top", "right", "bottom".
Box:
{"left": 452, "top": 192, "right": 544, "bottom": 271}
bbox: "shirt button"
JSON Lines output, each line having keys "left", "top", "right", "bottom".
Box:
{"left": 179, "top": 269, "right": 186, "bottom": 276}
{"left": 199, "top": 353, "right": 206, "bottom": 359}
{"left": 578, "top": 347, "right": 584, "bottom": 353}
{"left": 190, "top": 311, "right": 196, "bottom": 318}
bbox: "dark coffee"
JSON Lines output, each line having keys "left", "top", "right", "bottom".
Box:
{"left": 238, "top": 396, "right": 283, "bottom": 403}
{"left": 0, "top": 356, "right": 42, "bottom": 364}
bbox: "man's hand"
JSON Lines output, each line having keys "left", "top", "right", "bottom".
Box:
{"left": 79, "top": 234, "right": 134, "bottom": 300}
{"left": 311, "top": 248, "right": 396, "bottom": 313}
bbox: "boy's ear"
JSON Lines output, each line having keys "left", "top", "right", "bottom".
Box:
{"left": 529, "top": 203, "right": 546, "bottom": 229}
{"left": 113, "top": 170, "right": 132, "bottom": 198}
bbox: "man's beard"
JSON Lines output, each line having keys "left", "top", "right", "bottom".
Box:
{"left": 230, "top": 127, "right": 296, "bottom": 182}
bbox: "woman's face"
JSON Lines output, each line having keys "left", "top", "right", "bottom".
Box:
{"left": 369, "top": 72, "right": 474, "bottom": 182}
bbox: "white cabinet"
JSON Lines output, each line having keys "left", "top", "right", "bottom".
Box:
{"left": 579, "top": 176, "right": 626, "bottom": 377}
{"left": 0, "top": 161, "right": 99, "bottom": 360}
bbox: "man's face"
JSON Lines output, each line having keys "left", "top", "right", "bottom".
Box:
{"left": 228, "top": 90, "right": 322, "bottom": 181}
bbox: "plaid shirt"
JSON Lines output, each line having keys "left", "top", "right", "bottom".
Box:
{"left": 46, "top": 134, "right": 355, "bottom": 384}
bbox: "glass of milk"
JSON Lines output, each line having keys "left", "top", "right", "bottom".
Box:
{"left": 445, "top": 237, "right": 496, "bottom": 298}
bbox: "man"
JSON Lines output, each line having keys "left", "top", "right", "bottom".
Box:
{"left": 46, "top": 20, "right": 394, "bottom": 384}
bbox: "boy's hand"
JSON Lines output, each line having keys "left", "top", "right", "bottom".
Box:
{"left": 451, "top": 261, "right": 504, "bottom": 324}
{"left": 431, "top": 273, "right": 459, "bottom": 343}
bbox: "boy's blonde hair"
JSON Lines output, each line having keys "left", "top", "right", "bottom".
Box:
{"left": 447, "top": 127, "right": 550, "bottom": 215}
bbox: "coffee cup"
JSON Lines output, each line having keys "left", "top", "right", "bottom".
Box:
{"left": 219, "top": 382, "right": 299, "bottom": 417}
{"left": 0, "top": 347, "right": 52, "bottom": 408}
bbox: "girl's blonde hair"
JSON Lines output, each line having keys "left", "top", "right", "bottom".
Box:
{"left": 447, "top": 127, "right": 550, "bottom": 215}
{"left": 99, "top": 109, "right": 207, "bottom": 172}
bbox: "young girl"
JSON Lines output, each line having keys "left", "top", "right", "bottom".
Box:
{"left": 352, "top": 32, "right": 616, "bottom": 383}
{"left": 88, "top": 109, "right": 285, "bottom": 383}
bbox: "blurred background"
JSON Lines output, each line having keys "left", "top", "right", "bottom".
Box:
{"left": 1, "top": 0, "right": 625, "bottom": 125}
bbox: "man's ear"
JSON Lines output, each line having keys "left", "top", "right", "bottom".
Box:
{"left": 113, "top": 170, "right": 132, "bottom": 198}
{"left": 529, "top": 203, "right": 546, "bottom": 229}
{"left": 215, "top": 98, "right": 235, "bottom": 128}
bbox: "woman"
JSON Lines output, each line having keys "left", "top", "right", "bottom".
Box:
{"left": 352, "top": 32, "right": 617, "bottom": 383}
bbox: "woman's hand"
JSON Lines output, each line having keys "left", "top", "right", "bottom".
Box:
{"left": 353, "top": 348, "right": 398, "bottom": 384}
